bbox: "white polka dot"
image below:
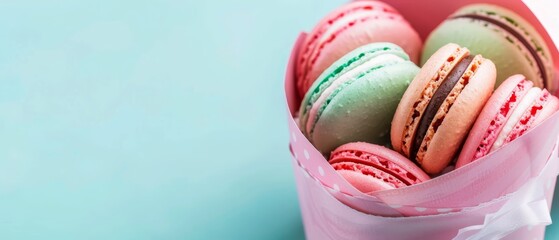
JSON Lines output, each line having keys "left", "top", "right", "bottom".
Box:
{"left": 291, "top": 132, "right": 297, "bottom": 142}
{"left": 415, "top": 207, "right": 427, "bottom": 212}
{"left": 318, "top": 166, "right": 325, "bottom": 176}
{"left": 294, "top": 152, "right": 299, "bottom": 160}
{"left": 333, "top": 184, "right": 340, "bottom": 191}
{"left": 389, "top": 204, "right": 401, "bottom": 209}
{"left": 437, "top": 208, "right": 452, "bottom": 213}
{"left": 304, "top": 149, "right": 310, "bottom": 160}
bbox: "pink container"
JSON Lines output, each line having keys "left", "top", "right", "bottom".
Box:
{"left": 285, "top": 0, "right": 559, "bottom": 239}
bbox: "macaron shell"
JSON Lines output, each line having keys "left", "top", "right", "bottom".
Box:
{"left": 455, "top": 4, "right": 554, "bottom": 90}
{"left": 421, "top": 59, "right": 496, "bottom": 174}
{"left": 503, "top": 90, "right": 559, "bottom": 146}
{"left": 391, "top": 43, "right": 467, "bottom": 154}
{"left": 491, "top": 87, "right": 543, "bottom": 152}
{"left": 302, "top": 17, "right": 422, "bottom": 94}
{"left": 296, "top": 1, "right": 379, "bottom": 77}
{"left": 456, "top": 75, "right": 532, "bottom": 167}
{"left": 532, "top": 93, "right": 559, "bottom": 127}
{"left": 296, "top": 1, "right": 377, "bottom": 96}
{"left": 296, "top": 1, "right": 422, "bottom": 97}
{"left": 305, "top": 54, "right": 405, "bottom": 136}
{"left": 421, "top": 4, "right": 554, "bottom": 90}
{"left": 331, "top": 142, "right": 430, "bottom": 183}
{"left": 300, "top": 45, "right": 409, "bottom": 137}
{"left": 422, "top": 18, "right": 539, "bottom": 88}
{"left": 333, "top": 168, "right": 400, "bottom": 193}
{"left": 329, "top": 142, "right": 430, "bottom": 193}
{"left": 312, "top": 62, "right": 419, "bottom": 154}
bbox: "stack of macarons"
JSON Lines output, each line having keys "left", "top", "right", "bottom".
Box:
{"left": 295, "top": 1, "right": 558, "bottom": 192}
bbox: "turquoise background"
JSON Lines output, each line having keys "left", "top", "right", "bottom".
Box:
{"left": 0, "top": 0, "right": 558, "bottom": 239}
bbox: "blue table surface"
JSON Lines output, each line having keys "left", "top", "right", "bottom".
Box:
{"left": 0, "top": 0, "right": 558, "bottom": 239}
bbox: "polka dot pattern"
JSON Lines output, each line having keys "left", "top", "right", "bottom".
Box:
{"left": 287, "top": 106, "right": 559, "bottom": 219}
{"left": 389, "top": 204, "right": 401, "bottom": 209}
{"left": 333, "top": 184, "right": 340, "bottom": 192}
{"left": 415, "top": 207, "right": 427, "bottom": 212}
{"left": 437, "top": 208, "right": 452, "bottom": 213}
{"left": 318, "top": 166, "right": 325, "bottom": 176}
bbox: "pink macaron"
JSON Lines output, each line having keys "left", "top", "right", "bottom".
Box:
{"left": 456, "top": 74, "right": 559, "bottom": 168}
{"left": 295, "top": 0, "right": 422, "bottom": 98}
{"left": 329, "top": 142, "right": 430, "bottom": 193}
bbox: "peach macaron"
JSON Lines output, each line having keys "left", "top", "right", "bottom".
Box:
{"left": 391, "top": 43, "right": 496, "bottom": 174}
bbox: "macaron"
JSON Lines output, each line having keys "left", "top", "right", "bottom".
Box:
{"left": 299, "top": 42, "right": 419, "bottom": 155}
{"left": 422, "top": 4, "right": 555, "bottom": 92}
{"left": 391, "top": 43, "right": 496, "bottom": 174}
{"left": 329, "top": 142, "right": 430, "bottom": 193}
{"left": 296, "top": 0, "right": 422, "bottom": 98}
{"left": 456, "top": 74, "right": 559, "bottom": 168}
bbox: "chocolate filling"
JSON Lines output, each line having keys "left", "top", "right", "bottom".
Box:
{"left": 410, "top": 55, "right": 475, "bottom": 162}
{"left": 453, "top": 14, "right": 547, "bottom": 89}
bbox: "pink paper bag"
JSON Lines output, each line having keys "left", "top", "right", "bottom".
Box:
{"left": 285, "top": 0, "right": 559, "bottom": 239}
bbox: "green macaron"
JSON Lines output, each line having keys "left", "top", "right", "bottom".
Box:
{"left": 299, "top": 42, "right": 420, "bottom": 155}
{"left": 422, "top": 4, "right": 555, "bottom": 91}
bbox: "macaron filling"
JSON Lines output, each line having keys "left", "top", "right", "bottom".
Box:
{"left": 401, "top": 46, "right": 469, "bottom": 156}
{"left": 504, "top": 89, "right": 549, "bottom": 144}
{"left": 472, "top": 79, "right": 531, "bottom": 160}
{"left": 305, "top": 53, "right": 406, "bottom": 135}
{"left": 330, "top": 149, "right": 424, "bottom": 185}
{"left": 410, "top": 55, "right": 476, "bottom": 162}
{"left": 490, "top": 87, "right": 542, "bottom": 151}
{"left": 452, "top": 13, "right": 548, "bottom": 88}
{"left": 331, "top": 162, "right": 408, "bottom": 189}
